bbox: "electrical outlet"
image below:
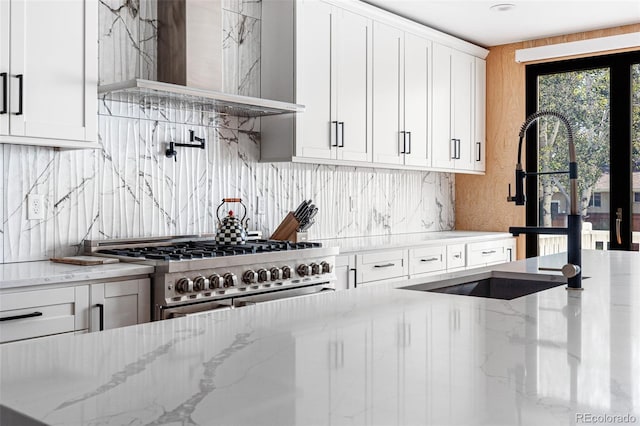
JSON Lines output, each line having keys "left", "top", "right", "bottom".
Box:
{"left": 256, "top": 196, "right": 265, "bottom": 215}
{"left": 349, "top": 196, "right": 354, "bottom": 212}
{"left": 27, "top": 194, "right": 44, "bottom": 220}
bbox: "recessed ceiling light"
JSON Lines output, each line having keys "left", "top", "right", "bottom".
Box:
{"left": 490, "top": 3, "right": 516, "bottom": 12}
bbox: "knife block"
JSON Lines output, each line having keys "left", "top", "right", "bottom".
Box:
{"left": 270, "top": 212, "right": 300, "bottom": 242}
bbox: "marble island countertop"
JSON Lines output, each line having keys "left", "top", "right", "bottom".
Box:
{"left": 318, "top": 230, "right": 513, "bottom": 254}
{"left": 1, "top": 250, "right": 639, "bottom": 425}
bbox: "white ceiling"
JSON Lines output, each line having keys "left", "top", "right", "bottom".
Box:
{"left": 361, "top": 1, "right": 640, "bottom": 47}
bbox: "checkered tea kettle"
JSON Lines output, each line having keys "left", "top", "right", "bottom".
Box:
{"left": 215, "top": 198, "right": 248, "bottom": 245}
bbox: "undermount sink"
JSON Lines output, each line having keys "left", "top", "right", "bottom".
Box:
{"left": 402, "top": 274, "right": 569, "bottom": 300}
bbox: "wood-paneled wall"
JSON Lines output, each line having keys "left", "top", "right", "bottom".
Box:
{"left": 455, "top": 24, "right": 640, "bottom": 259}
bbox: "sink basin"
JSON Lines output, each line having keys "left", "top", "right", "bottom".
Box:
{"left": 402, "top": 275, "right": 566, "bottom": 300}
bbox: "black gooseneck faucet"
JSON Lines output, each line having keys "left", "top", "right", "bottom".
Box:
{"left": 507, "top": 110, "right": 582, "bottom": 290}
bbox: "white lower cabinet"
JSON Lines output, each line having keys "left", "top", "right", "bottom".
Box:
{"left": 446, "top": 243, "right": 467, "bottom": 270}
{"left": 356, "top": 249, "right": 408, "bottom": 285}
{"left": 0, "top": 286, "right": 89, "bottom": 344}
{"left": 466, "top": 238, "right": 516, "bottom": 268}
{"left": 335, "top": 254, "right": 356, "bottom": 290}
{"left": 409, "top": 245, "right": 446, "bottom": 276}
{"left": 89, "top": 278, "right": 150, "bottom": 332}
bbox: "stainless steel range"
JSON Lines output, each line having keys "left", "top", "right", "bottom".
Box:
{"left": 85, "top": 236, "right": 338, "bottom": 320}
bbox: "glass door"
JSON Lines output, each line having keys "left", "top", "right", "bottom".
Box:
{"left": 525, "top": 51, "right": 640, "bottom": 256}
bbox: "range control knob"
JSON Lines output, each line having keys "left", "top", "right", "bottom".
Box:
{"left": 270, "top": 267, "right": 282, "bottom": 281}
{"left": 242, "top": 270, "right": 258, "bottom": 284}
{"left": 297, "top": 264, "right": 312, "bottom": 277}
{"left": 310, "top": 263, "right": 320, "bottom": 275}
{"left": 208, "top": 274, "right": 222, "bottom": 289}
{"left": 257, "top": 268, "right": 271, "bottom": 283}
{"left": 223, "top": 273, "right": 238, "bottom": 288}
{"left": 175, "top": 278, "right": 193, "bottom": 294}
{"left": 320, "top": 261, "right": 333, "bottom": 274}
{"left": 193, "top": 276, "right": 209, "bottom": 291}
{"left": 282, "top": 265, "right": 292, "bottom": 279}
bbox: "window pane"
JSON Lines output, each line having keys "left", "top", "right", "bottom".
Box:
{"left": 537, "top": 68, "right": 610, "bottom": 254}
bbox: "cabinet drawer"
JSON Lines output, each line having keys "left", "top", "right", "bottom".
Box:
{"left": 409, "top": 246, "right": 446, "bottom": 275}
{"left": 0, "top": 287, "right": 87, "bottom": 344}
{"left": 447, "top": 243, "right": 466, "bottom": 269}
{"left": 356, "top": 250, "right": 407, "bottom": 283}
{"left": 467, "top": 240, "right": 508, "bottom": 267}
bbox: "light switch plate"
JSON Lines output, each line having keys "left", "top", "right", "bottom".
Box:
{"left": 256, "top": 196, "right": 265, "bottom": 214}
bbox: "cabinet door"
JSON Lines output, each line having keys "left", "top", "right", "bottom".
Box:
{"left": 0, "top": 0, "right": 8, "bottom": 135}
{"left": 335, "top": 254, "right": 355, "bottom": 290}
{"left": 90, "top": 279, "right": 150, "bottom": 332}
{"left": 451, "top": 49, "right": 474, "bottom": 170}
{"left": 431, "top": 43, "right": 454, "bottom": 169}
{"left": 403, "top": 33, "right": 431, "bottom": 167}
{"left": 372, "top": 21, "right": 403, "bottom": 165}
{"left": 297, "top": 0, "right": 335, "bottom": 160}
{"left": 474, "top": 58, "right": 486, "bottom": 172}
{"left": 335, "top": 8, "right": 371, "bottom": 162}
{"left": 8, "top": 0, "right": 96, "bottom": 142}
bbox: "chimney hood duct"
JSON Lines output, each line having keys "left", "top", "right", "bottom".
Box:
{"left": 98, "top": 0, "right": 304, "bottom": 117}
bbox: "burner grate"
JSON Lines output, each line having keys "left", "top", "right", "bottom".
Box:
{"left": 97, "top": 239, "right": 322, "bottom": 260}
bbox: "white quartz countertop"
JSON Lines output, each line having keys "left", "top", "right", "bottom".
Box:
{"left": 319, "top": 230, "right": 513, "bottom": 253}
{"left": 1, "top": 250, "right": 639, "bottom": 425}
{"left": 0, "top": 261, "right": 154, "bottom": 289}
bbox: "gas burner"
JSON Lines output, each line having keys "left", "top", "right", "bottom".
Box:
{"left": 96, "top": 239, "right": 323, "bottom": 261}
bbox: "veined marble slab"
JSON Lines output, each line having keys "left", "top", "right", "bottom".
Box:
{"left": 1, "top": 250, "right": 639, "bottom": 425}
{"left": 0, "top": 261, "right": 154, "bottom": 289}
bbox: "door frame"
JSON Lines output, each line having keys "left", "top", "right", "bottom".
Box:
{"left": 525, "top": 50, "right": 640, "bottom": 256}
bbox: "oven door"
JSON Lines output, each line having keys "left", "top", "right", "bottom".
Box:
{"left": 159, "top": 300, "right": 232, "bottom": 320}
{"left": 233, "top": 283, "right": 335, "bottom": 308}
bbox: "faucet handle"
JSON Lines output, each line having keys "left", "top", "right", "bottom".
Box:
{"left": 507, "top": 183, "right": 515, "bottom": 202}
{"left": 562, "top": 264, "right": 581, "bottom": 279}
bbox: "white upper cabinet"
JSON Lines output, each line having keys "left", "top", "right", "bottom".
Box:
{"left": 334, "top": 9, "right": 371, "bottom": 162}
{"left": 372, "top": 22, "right": 404, "bottom": 165}
{"left": 432, "top": 44, "right": 477, "bottom": 172}
{"left": 261, "top": 0, "right": 486, "bottom": 173}
{"left": 0, "top": 0, "right": 98, "bottom": 149}
{"left": 372, "top": 23, "right": 431, "bottom": 168}
{"left": 262, "top": 0, "right": 371, "bottom": 164}
{"left": 474, "top": 57, "right": 487, "bottom": 172}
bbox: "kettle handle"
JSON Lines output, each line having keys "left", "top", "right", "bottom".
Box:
{"left": 216, "top": 198, "right": 247, "bottom": 225}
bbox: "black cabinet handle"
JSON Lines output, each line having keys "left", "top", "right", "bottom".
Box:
{"left": 339, "top": 122, "right": 345, "bottom": 147}
{"left": 476, "top": 142, "right": 481, "bottom": 161}
{"left": 350, "top": 268, "right": 357, "bottom": 288}
{"left": 0, "top": 311, "right": 43, "bottom": 322}
{"left": 456, "top": 139, "right": 462, "bottom": 159}
{"left": 406, "top": 131, "right": 411, "bottom": 154}
{"left": 14, "top": 74, "right": 23, "bottom": 116}
{"left": 1, "top": 72, "right": 6, "bottom": 114}
{"left": 95, "top": 303, "right": 104, "bottom": 331}
{"left": 373, "top": 263, "right": 395, "bottom": 268}
{"left": 400, "top": 131, "right": 406, "bottom": 154}
{"left": 451, "top": 139, "right": 456, "bottom": 159}
{"left": 420, "top": 257, "right": 440, "bottom": 262}
{"left": 331, "top": 121, "right": 339, "bottom": 147}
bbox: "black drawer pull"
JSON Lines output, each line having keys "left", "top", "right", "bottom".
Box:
{"left": 481, "top": 250, "right": 497, "bottom": 255}
{"left": 420, "top": 257, "right": 440, "bottom": 262}
{"left": 95, "top": 303, "right": 104, "bottom": 331}
{"left": 373, "top": 263, "right": 395, "bottom": 268}
{"left": 14, "top": 74, "right": 23, "bottom": 115}
{"left": 0, "top": 311, "right": 43, "bottom": 322}
{"left": 1, "top": 72, "right": 6, "bottom": 114}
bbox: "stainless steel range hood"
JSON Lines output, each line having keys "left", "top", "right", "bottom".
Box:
{"left": 98, "top": 79, "right": 304, "bottom": 117}
{"left": 98, "top": 0, "right": 304, "bottom": 117}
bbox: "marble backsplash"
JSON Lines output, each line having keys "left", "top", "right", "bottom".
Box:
{"left": 0, "top": 0, "right": 455, "bottom": 264}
